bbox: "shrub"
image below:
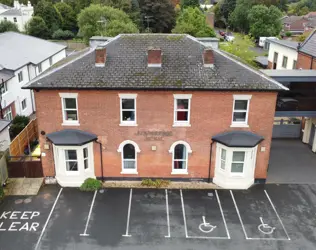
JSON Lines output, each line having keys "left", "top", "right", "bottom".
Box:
{"left": 141, "top": 178, "right": 170, "bottom": 188}
{"left": 52, "top": 29, "right": 74, "bottom": 40}
{"left": 80, "top": 178, "right": 102, "bottom": 191}
{"left": 285, "top": 31, "right": 292, "bottom": 37}
{"left": 9, "top": 115, "right": 30, "bottom": 140}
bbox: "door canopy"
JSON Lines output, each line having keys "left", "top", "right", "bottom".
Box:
{"left": 212, "top": 131, "right": 264, "bottom": 148}
{"left": 46, "top": 129, "right": 97, "bottom": 146}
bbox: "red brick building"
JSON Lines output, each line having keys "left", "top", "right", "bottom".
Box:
{"left": 25, "top": 34, "right": 285, "bottom": 189}
{"left": 297, "top": 30, "right": 316, "bottom": 70}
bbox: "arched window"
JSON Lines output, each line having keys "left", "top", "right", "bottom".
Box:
{"left": 169, "top": 141, "right": 192, "bottom": 174}
{"left": 118, "top": 140, "right": 140, "bottom": 174}
{"left": 123, "top": 144, "right": 135, "bottom": 170}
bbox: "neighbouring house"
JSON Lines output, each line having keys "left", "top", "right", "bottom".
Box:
{"left": 267, "top": 39, "right": 299, "bottom": 70}
{"left": 24, "top": 34, "right": 286, "bottom": 189}
{"left": 297, "top": 30, "right": 316, "bottom": 70}
{"left": 0, "top": 32, "right": 66, "bottom": 120}
{"left": 0, "top": 120, "right": 11, "bottom": 151}
{"left": 282, "top": 14, "right": 316, "bottom": 35}
{"left": 0, "top": 1, "right": 33, "bottom": 32}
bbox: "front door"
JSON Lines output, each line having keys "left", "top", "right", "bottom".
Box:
{"left": 273, "top": 52, "right": 278, "bottom": 69}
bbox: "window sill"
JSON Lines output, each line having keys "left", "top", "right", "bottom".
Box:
{"left": 119, "top": 123, "right": 138, "bottom": 127}
{"left": 65, "top": 171, "right": 80, "bottom": 176}
{"left": 172, "top": 123, "right": 191, "bottom": 127}
{"left": 230, "top": 124, "right": 249, "bottom": 128}
{"left": 171, "top": 171, "right": 188, "bottom": 175}
{"left": 62, "top": 122, "right": 80, "bottom": 126}
{"left": 120, "top": 171, "right": 138, "bottom": 175}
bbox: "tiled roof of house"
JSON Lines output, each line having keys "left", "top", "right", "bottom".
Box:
{"left": 25, "top": 34, "right": 286, "bottom": 91}
{"left": 267, "top": 39, "right": 299, "bottom": 50}
{"left": 306, "top": 18, "right": 316, "bottom": 28}
{"left": 0, "top": 8, "right": 22, "bottom": 16}
{"left": 0, "top": 32, "right": 66, "bottom": 70}
{"left": 282, "top": 16, "right": 302, "bottom": 24}
{"left": 299, "top": 30, "right": 316, "bottom": 57}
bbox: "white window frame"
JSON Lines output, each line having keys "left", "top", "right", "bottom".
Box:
{"left": 83, "top": 147, "right": 89, "bottom": 171}
{"left": 1, "top": 81, "right": 8, "bottom": 95}
{"left": 18, "top": 71, "right": 23, "bottom": 83}
{"left": 173, "top": 94, "right": 192, "bottom": 127}
{"left": 38, "top": 63, "right": 42, "bottom": 73}
{"left": 13, "top": 17, "right": 17, "bottom": 22}
{"left": 231, "top": 95, "right": 252, "bottom": 128}
{"left": 64, "top": 149, "right": 79, "bottom": 174}
{"left": 59, "top": 93, "right": 79, "bottom": 126}
{"left": 220, "top": 148, "right": 226, "bottom": 171}
{"left": 117, "top": 140, "right": 140, "bottom": 174}
{"left": 21, "top": 99, "right": 27, "bottom": 111}
{"left": 169, "top": 140, "right": 192, "bottom": 174}
{"left": 282, "top": 56, "right": 288, "bottom": 68}
{"left": 3, "top": 106, "right": 12, "bottom": 121}
{"left": 119, "top": 94, "right": 137, "bottom": 126}
{"left": 231, "top": 151, "right": 246, "bottom": 176}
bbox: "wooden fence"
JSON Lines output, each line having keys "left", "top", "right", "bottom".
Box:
{"left": 9, "top": 119, "right": 38, "bottom": 157}
{"left": 7, "top": 155, "right": 43, "bottom": 178}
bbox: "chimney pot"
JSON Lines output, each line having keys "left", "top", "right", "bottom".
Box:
{"left": 148, "top": 48, "right": 162, "bottom": 67}
{"left": 95, "top": 47, "right": 106, "bottom": 67}
{"left": 203, "top": 48, "right": 214, "bottom": 67}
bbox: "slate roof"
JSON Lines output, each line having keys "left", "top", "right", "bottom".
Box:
{"left": 0, "top": 68, "right": 14, "bottom": 82}
{"left": 25, "top": 34, "right": 286, "bottom": 91}
{"left": 0, "top": 32, "right": 66, "bottom": 70}
{"left": 0, "top": 9, "right": 22, "bottom": 16}
{"left": 268, "top": 39, "right": 299, "bottom": 50}
{"left": 299, "top": 30, "right": 316, "bottom": 57}
{"left": 46, "top": 129, "right": 97, "bottom": 146}
{"left": 212, "top": 131, "right": 264, "bottom": 147}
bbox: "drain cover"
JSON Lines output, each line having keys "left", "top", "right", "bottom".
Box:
{"left": 15, "top": 199, "right": 24, "bottom": 204}
{"left": 207, "top": 193, "right": 213, "bottom": 197}
{"left": 99, "top": 189, "right": 104, "bottom": 194}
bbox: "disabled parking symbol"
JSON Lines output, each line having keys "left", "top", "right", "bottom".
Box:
{"left": 198, "top": 216, "right": 217, "bottom": 233}
{"left": 258, "top": 217, "right": 275, "bottom": 235}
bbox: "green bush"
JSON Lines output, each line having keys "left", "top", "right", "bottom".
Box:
{"left": 285, "top": 31, "right": 292, "bottom": 37}
{"left": 52, "top": 29, "right": 75, "bottom": 40}
{"left": 80, "top": 178, "right": 102, "bottom": 191}
{"left": 9, "top": 115, "right": 30, "bottom": 140}
{"left": 141, "top": 178, "right": 170, "bottom": 188}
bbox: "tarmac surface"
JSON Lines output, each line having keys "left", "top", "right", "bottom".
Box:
{"left": 1, "top": 184, "right": 316, "bottom": 250}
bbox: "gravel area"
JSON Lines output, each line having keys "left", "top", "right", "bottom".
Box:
{"left": 102, "top": 181, "right": 221, "bottom": 189}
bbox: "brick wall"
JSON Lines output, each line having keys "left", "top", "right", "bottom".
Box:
{"left": 297, "top": 52, "right": 316, "bottom": 69}
{"left": 35, "top": 90, "right": 277, "bottom": 180}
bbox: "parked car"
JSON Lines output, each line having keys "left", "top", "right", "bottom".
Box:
{"left": 276, "top": 97, "right": 299, "bottom": 111}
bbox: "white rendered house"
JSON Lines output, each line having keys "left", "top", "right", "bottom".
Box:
{"left": 0, "top": 32, "right": 66, "bottom": 120}
{"left": 0, "top": 1, "right": 33, "bottom": 32}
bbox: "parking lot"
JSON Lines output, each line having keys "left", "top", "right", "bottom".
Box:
{"left": 1, "top": 184, "right": 316, "bottom": 250}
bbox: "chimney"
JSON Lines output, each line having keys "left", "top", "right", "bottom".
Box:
{"left": 203, "top": 48, "right": 214, "bottom": 67}
{"left": 95, "top": 47, "right": 106, "bottom": 67}
{"left": 148, "top": 48, "right": 162, "bottom": 67}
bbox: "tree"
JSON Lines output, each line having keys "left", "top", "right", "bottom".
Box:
{"left": 0, "top": 20, "right": 19, "bottom": 33}
{"left": 172, "top": 7, "right": 216, "bottom": 37}
{"left": 220, "top": 0, "right": 236, "bottom": 20}
{"left": 34, "top": 0, "right": 62, "bottom": 35}
{"left": 77, "top": 4, "right": 138, "bottom": 41}
{"left": 228, "top": 0, "right": 254, "bottom": 33}
{"left": 248, "top": 5, "right": 282, "bottom": 38}
{"left": 0, "top": 0, "right": 12, "bottom": 6}
{"left": 139, "top": 0, "right": 176, "bottom": 33}
{"left": 180, "top": 0, "right": 200, "bottom": 9}
{"left": 25, "top": 16, "right": 49, "bottom": 39}
{"left": 54, "top": 2, "right": 77, "bottom": 32}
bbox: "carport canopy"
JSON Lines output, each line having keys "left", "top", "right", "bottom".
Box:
{"left": 212, "top": 131, "right": 264, "bottom": 147}
{"left": 46, "top": 129, "right": 97, "bottom": 146}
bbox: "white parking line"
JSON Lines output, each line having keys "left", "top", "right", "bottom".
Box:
{"left": 180, "top": 189, "right": 188, "bottom": 238}
{"left": 165, "top": 189, "right": 171, "bottom": 238}
{"left": 215, "top": 190, "right": 230, "bottom": 239}
{"left": 122, "top": 188, "right": 133, "bottom": 237}
{"left": 230, "top": 190, "right": 249, "bottom": 239}
{"left": 34, "top": 188, "right": 63, "bottom": 250}
{"left": 230, "top": 189, "right": 291, "bottom": 241}
{"left": 80, "top": 190, "right": 97, "bottom": 237}
{"left": 264, "top": 190, "right": 290, "bottom": 241}
{"left": 181, "top": 189, "right": 230, "bottom": 239}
